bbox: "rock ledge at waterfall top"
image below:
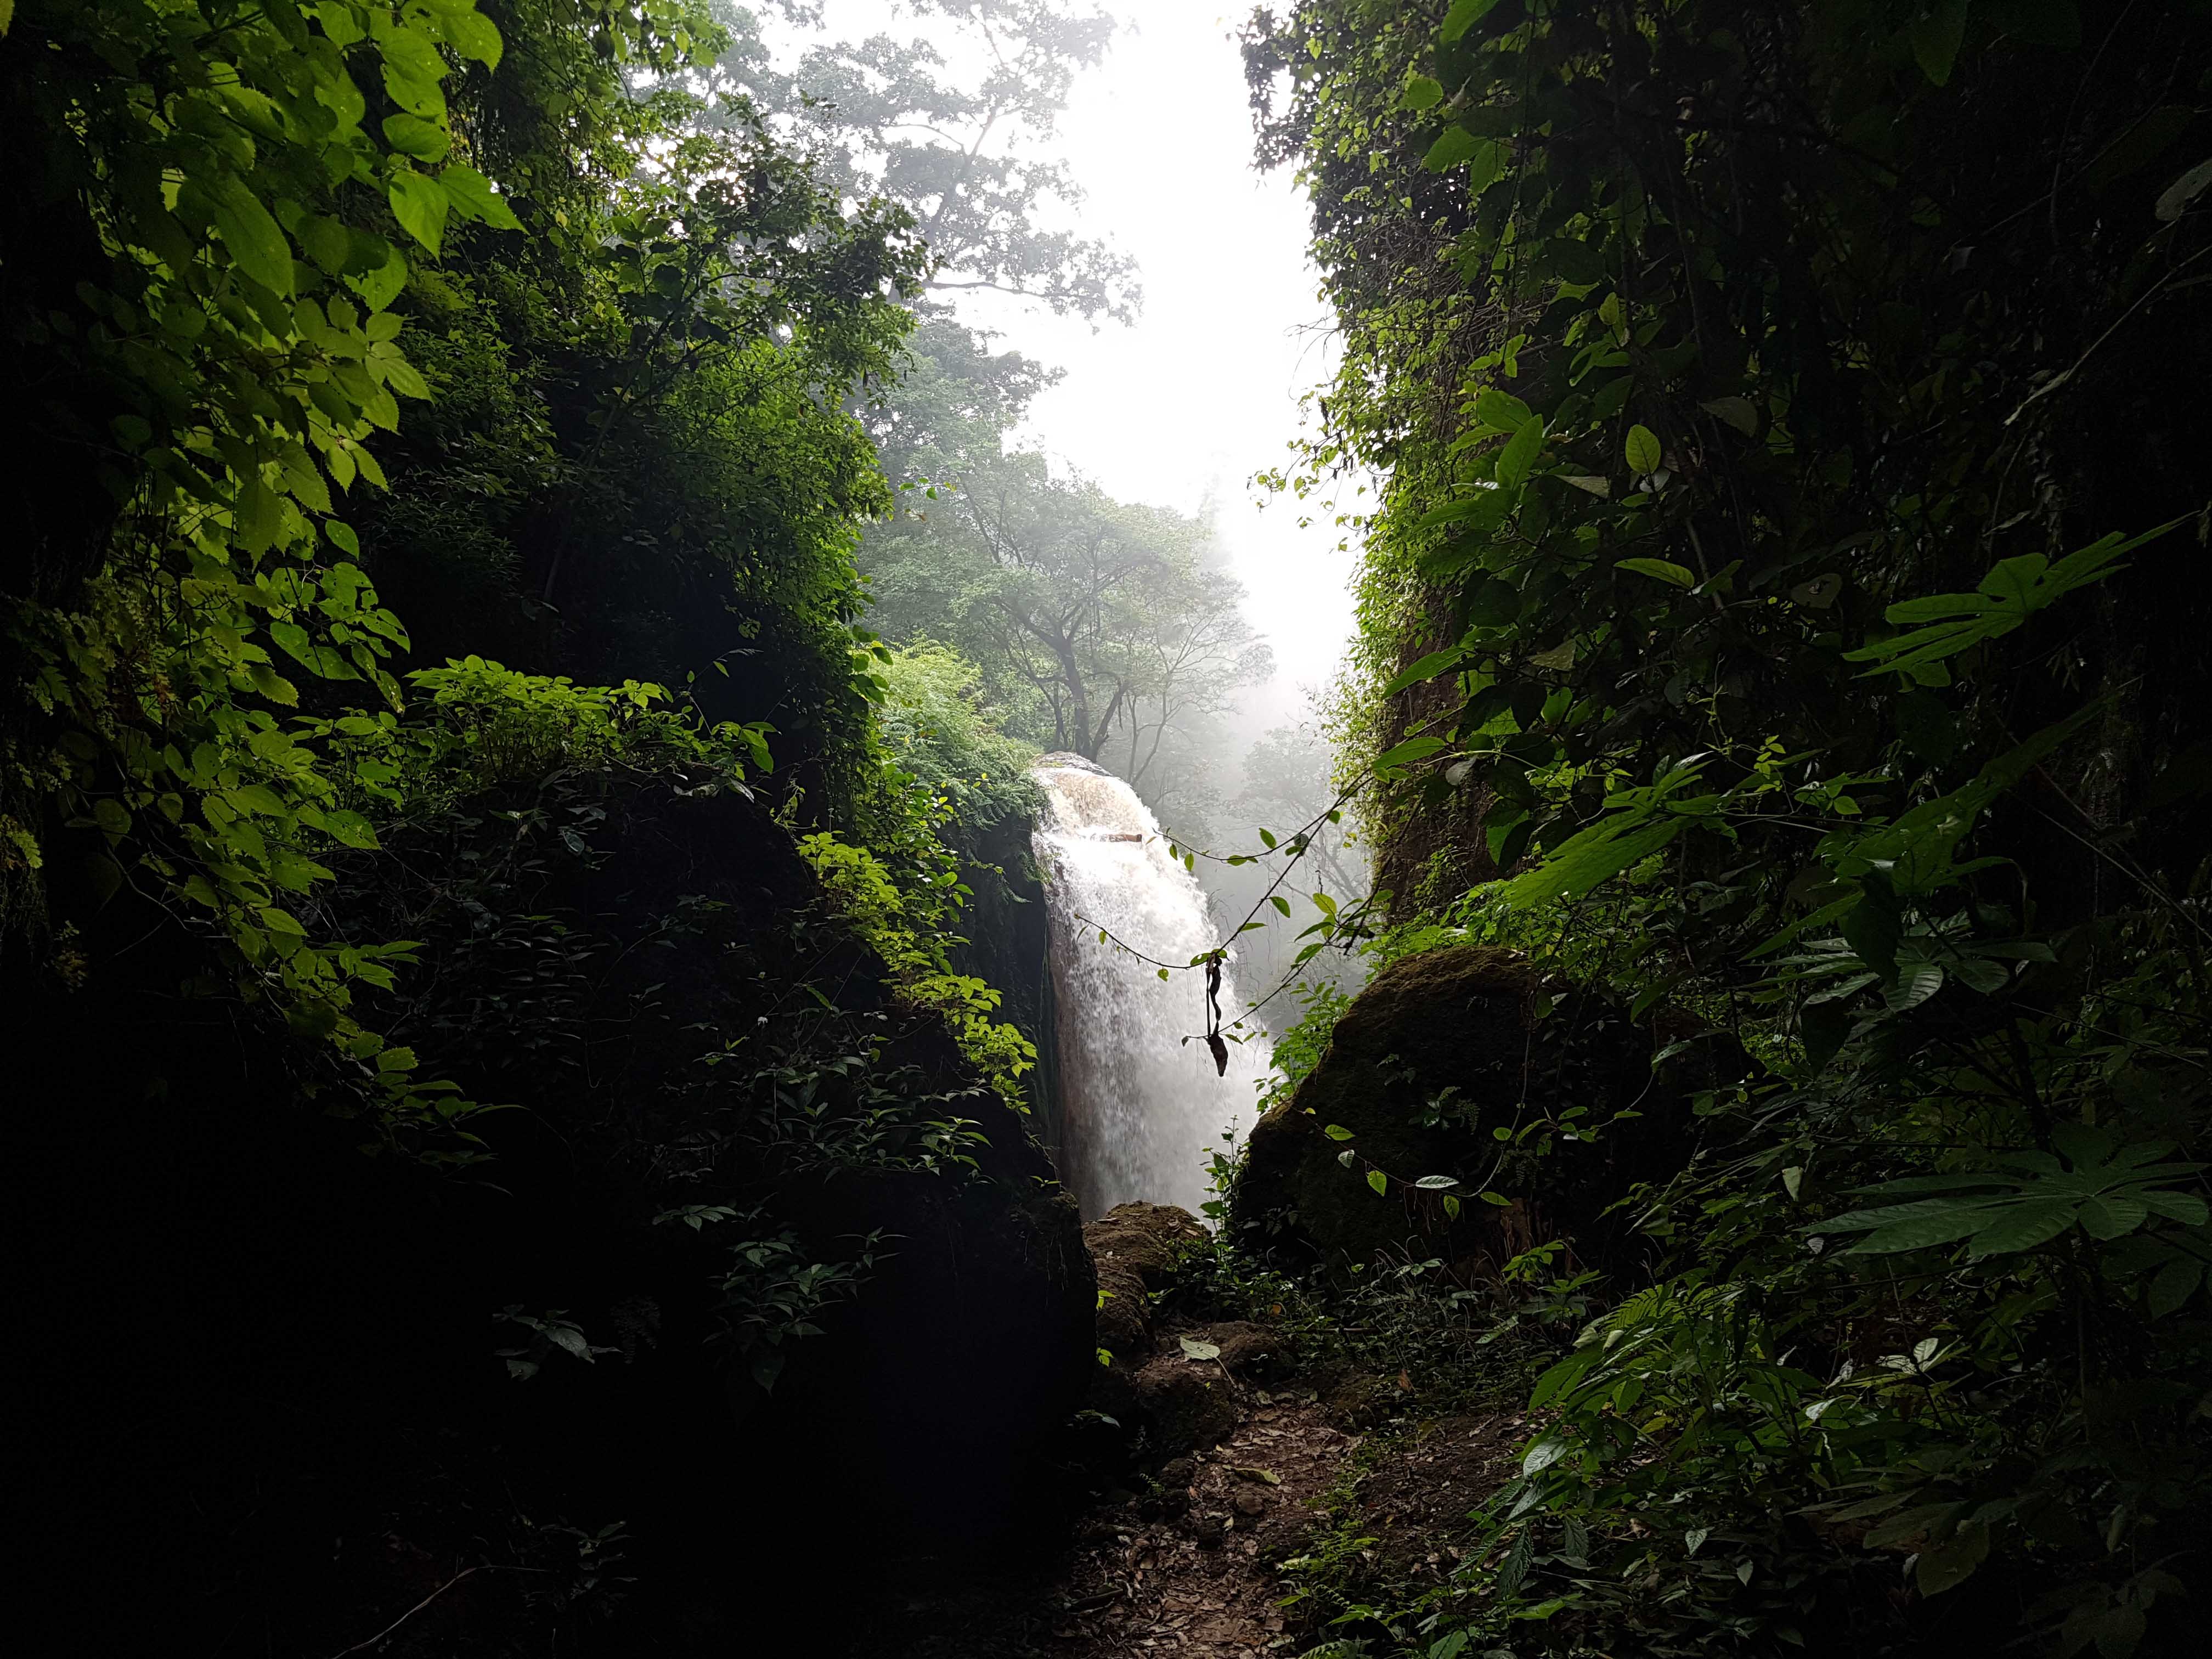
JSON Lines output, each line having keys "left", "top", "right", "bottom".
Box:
{"left": 1227, "top": 945, "right": 1740, "bottom": 1272}
{"left": 1034, "top": 750, "right": 1112, "bottom": 775}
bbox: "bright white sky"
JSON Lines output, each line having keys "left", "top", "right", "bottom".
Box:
{"left": 804, "top": 1, "right": 1363, "bottom": 747}
{"left": 961, "top": 2, "right": 1358, "bottom": 742}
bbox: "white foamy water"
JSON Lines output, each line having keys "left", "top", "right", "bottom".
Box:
{"left": 1031, "top": 755, "right": 1272, "bottom": 1220}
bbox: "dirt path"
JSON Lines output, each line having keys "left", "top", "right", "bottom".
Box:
{"left": 1041, "top": 1394, "right": 1358, "bottom": 1655}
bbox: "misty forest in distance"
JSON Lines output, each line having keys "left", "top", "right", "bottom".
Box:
{"left": 7, "top": 2, "right": 2212, "bottom": 1657}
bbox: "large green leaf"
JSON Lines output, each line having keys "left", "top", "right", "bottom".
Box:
{"left": 206, "top": 179, "right": 294, "bottom": 296}
{"left": 1965, "top": 1198, "right": 2078, "bottom": 1259}
{"left": 387, "top": 170, "right": 451, "bottom": 253}
{"left": 439, "top": 164, "right": 523, "bottom": 231}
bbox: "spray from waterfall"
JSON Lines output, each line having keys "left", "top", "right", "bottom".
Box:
{"left": 1031, "top": 754, "right": 1272, "bottom": 1220}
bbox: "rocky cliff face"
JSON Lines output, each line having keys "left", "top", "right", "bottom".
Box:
{"left": 1228, "top": 945, "right": 1739, "bottom": 1278}
{"left": 945, "top": 804, "right": 1062, "bottom": 1150}
{"left": 9, "top": 781, "right": 1092, "bottom": 1652}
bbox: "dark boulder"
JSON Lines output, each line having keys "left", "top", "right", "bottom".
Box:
{"left": 1084, "top": 1201, "right": 1208, "bottom": 1361}
{"left": 1131, "top": 1352, "right": 1239, "bottom": 1456}
{"left": 1228, "top": 945, "right": 1737, "bottom": 1278}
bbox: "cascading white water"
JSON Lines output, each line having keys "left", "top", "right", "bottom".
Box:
{"left": 1031, "top": 754, "right": 1272, "bottom": 1220}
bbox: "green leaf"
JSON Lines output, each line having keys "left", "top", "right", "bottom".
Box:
{"left": 347, "top": 240, "right": 408, "bottom": 312}
{"left": 2155, "top": 156, "right": 2212, "bottom": 222}
{"left": 2148, "top": 1258, "right": 2203, "bottom": 1317}
{"left": 1616, "top": 557, "right": 1696, "bottom": 589}
{"left": 1849, "top": 1207, "right": 1994, "bottom": 1254}
{"left": 1366, "top": 1169, "right": 1389, "bottom": 1197}
{"left": 1324, "top": 1123, "right": 1355, "bottom": 1141}
{"left": 438, "top": 164, "right": 523, "bottom": 231}
{"left": 208, "top": 180, "right": 295, "bottom": 297}
{"left": 1965, "top": 1198, "right": 2080, "bottom": 1259}
{"left": 1909, "top": 0, "right": 1970, "bottom": 86}
{"left": 1883, "top": 962, "right": 1944, "bottom": 1012}
{"left": 1441, "top": 0, "right": 1503, "bottom": 41}
{"left": 1472, "top": 388, "right": 1534, "bottom": 432}
{"left": 387, "top": 170, "right": 451, "bottom": 254}
{"left": 1915, "top": 1520, "right": 1989, "bottom": 1596}
{"left": 435, "top": 2, "right": 504, "bottom": 67}
{"left": 1180, "top": 1336, "right": 1222, "bottom": 1361}
{"left": 1699, "top": 396, "right": 1759, "bottom": 436}
{"left": 380, "top": 112, "right": 450, "bottom": 162}
{"left": 1624, "top": 425, "right": 1662, "bottom": 473}
{"left": 1399, "top": 76, "right": 1443, "bottom": 111}
{"left": 1424, "top": 127, "right": 1485, "bottom": 172}
{"left": 2079, "top": 1194, "right": 2149, "bottom": 1240}
{"left": 1383, "top": 650, "right": 1466, "bottom": 699}
{"left": 1521, "top": 1435, "right": 1568, "bottom": 1475}
{"left": 1494, "top": 416, "right": 1545, "bottom": 490}
{"left": 1375, "top": 735, "right": 1448, "bottom": 771}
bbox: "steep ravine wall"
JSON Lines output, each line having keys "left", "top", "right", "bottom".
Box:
{"left": 945, "top": 803, "right": 1065, "bottom": 1156}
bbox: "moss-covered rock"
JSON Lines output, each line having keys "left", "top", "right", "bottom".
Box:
{"left": 1085, "top": 1201, "right": 1209, "bottom": 1360}
{"left": 1228, "top": 945, "right": 1734, "bottom": 1276}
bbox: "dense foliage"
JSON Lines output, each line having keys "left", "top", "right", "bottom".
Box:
{"left": 1243, "top": 1, "right": 2212, "bottom": 1654}
{"left": 1, "top": 1, "right": 1109, "bottom": 1647}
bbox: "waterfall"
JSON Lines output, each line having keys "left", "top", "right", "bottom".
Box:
{"left": 1031, "top": 754, "right": 1272, "bottom": 1220}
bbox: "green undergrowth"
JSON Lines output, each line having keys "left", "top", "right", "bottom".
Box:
{"left": 796, "top": 826, "right": 1037, "bottom": 1112}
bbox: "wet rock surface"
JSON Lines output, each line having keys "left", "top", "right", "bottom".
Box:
{"left": 1229, "top": 945, "right": 1733, "bottom": 1271}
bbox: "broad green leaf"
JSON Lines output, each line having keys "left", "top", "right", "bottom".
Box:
{"left": 1502, "top": 815, "right": 1685, "bottom": 908}
{"left": 1530, "top": 1350, "right": 1598, "bottom": 1408}
{"left": 208, "top": 180, "right": 295, "bottom": 296}
{"left": 2078, "top": 1194, "right": 2149, "bottom": 1240}
{"left": 1399, "top": 76, "right": 1443, "bottom": 111}
{"left": 1849, "top": 1209, "right": 1991, "bottom": 1253}
{"left": 1909, "top": 0, "right": 1970, "bottom": 86}
{"left": 1382, "top": 648, "right": 1465, "bottom": 697}
{"left": 1442, "top": 0, "right": 1504, "bottom": 41}
{"left": 2148, "top": 1258, "right": 2203, "bottom": 1317}
{"left": 1616, "top": 557, "right": 1695, "bottom": 588}
{"left": 388, "top": 170, "right": 451, "bottom": 254}
{"left": 1965, "top": 1198, "right": 2079, "bottom": 1258}
{"left": 1366, "top": 1169, "right": 1388, "bottom": 1196}
{"left": 2155, "top": 156, "right": 2212, "bottom": 221}
{"left": 1914, "top": 1520, "right": 1988, "bottom": 1595}
{"left": 1624, "top": 424, "right": 1662, "bottom": 473}
{"left": 433, "top": 2, "right": 504, "bottom": 66}
{"left": 1520, "top": 1435, "right": 1568, "bottom": 1475}
{"left": 1883, "top": 962, "right": 1944, "bottom": 1012}
{"left": 1472, "top": 387, "right": 1534, "bottom": 432}
{"left": 1415, "top": 492, "right": 1502, "bottom": 531}
{"left": 1375, "top": 735, "right": 1448, "bottom": 771}
{"left": 1424, "top": 127, "right": 1485, "bottom": 172}
{"left": 381, "top": 112, "right": 450, "bottom": 162}
{"left": 439, "top": 164, "right": 523, "bottom": 231}
{"left": 1699, "top": 396, "right": 1759, "bottom": 436}
{"left": 1324, "top": 1123, "right": 1355, "bottom": 1141}
{"left": 1494, "top": 416, "right": 1545, "bottom": 490}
